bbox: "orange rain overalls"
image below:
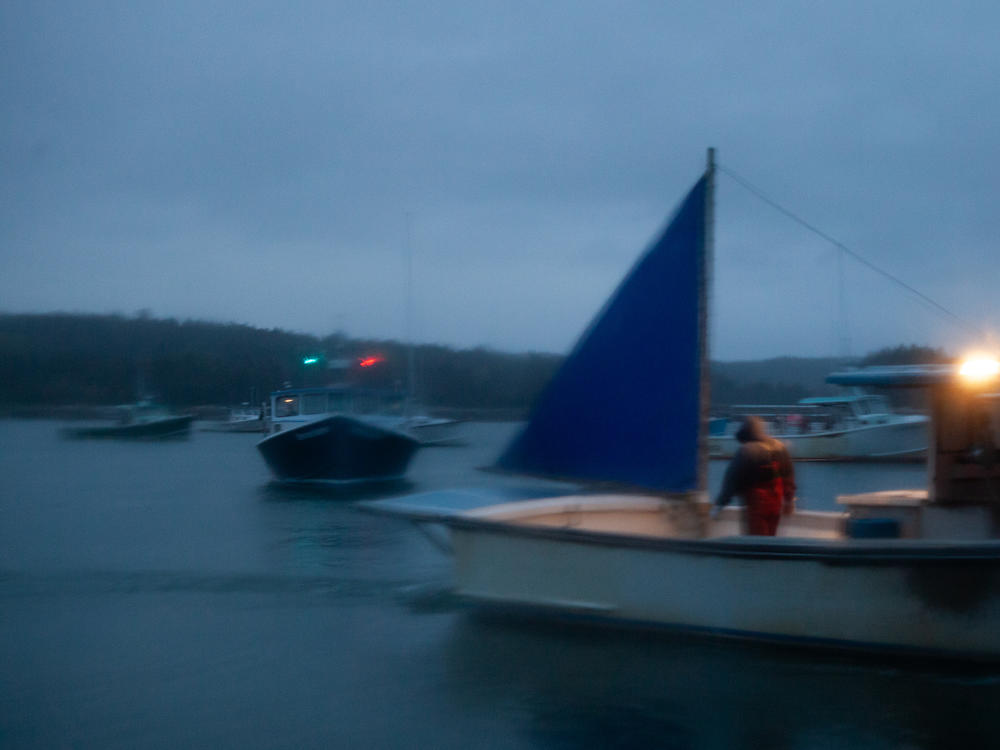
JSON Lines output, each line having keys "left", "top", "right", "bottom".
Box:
{"left": 743, "top": 453, "right": 786, "bottom": 536}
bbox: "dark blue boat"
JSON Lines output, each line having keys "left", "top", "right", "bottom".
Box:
{"left": 256, "top": 414, "right": 419, "bottom": 484}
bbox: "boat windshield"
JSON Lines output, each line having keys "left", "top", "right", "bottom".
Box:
{"left": 867, "top": 396, "right": 891, "bottom": 414}
{"left": 327, "top": 392, "right": 349, "bottom": 412}
{"left": 352, "top": 392, "right": 405, "bottom": 415}
{"left": 302, "top": 393, "right": 327, "bottom": 415}
{"left": 275, "top": 396, "right": 299, "bottom": 417}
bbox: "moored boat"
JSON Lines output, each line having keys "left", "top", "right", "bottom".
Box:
{"left": 708, "top": 393, "right": 928, "bottom": 461}
{"left": 256, "top": 384, "right": 422, "bottom": 483}
{"left": 200, "top": 416, "right": 269, "bottom": 433}
{"left": 199, "top": 406, "right": 270, "bottom": 433}
{"left": 264, "top": 383, "right": 462, "bottom": 446}
{"left": 400, "top": 414, "right": 466, "bottom": 447}
{"left": 256, "top": 414, "right": 419, "bottom": 483}
{"left": 365, "top": 150, "right": 1000, "bottom": 661}
{"left": 61, "top": 402, "right": 194, "bottom": 440}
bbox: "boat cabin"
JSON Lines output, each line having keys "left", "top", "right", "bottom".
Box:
{"left": 824, "top": 363, "right": 1000, "bottom": 539}
{"left": 714, "top": 392, "right": 902, "bottom": 437}
{"left": 269, "top": 385, "right": 406, "bottom": 424}
{"left": 799, "top": 393, "right": 897, "bottom": 426}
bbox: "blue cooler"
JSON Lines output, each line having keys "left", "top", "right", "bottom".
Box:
{"left": 846, "top": 517, "right": 901, "bottom": 539}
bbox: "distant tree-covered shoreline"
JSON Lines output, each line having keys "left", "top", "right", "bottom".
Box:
{"left": 0, "top": 313, "right": 562, "bottom": 415}
{"left": 0, "top": 312, "right": 949, "bottom": 415}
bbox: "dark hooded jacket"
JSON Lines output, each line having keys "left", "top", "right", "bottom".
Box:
{"left": 714, "top": 416, "right": 796, "bottom": 509}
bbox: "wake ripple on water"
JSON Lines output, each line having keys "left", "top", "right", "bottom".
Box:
{"left": 0, "top": 568, "right": 425, "bottom": 604}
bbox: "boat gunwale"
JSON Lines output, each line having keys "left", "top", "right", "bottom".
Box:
{"left": 444, "top": 499, "right": 1000, "bottom": 563}
{"left": 709, "top": 416, "right": 927, "bottom": 441}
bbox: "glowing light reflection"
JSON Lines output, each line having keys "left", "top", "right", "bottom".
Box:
{"left": 959, "top": 355, "right": 1000, "bottom": 382}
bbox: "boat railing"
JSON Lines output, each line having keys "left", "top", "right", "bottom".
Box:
{"left": 711, "top": 408, "right": 848, "bottom": 436}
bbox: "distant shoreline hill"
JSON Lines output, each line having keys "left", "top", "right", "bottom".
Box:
{"left": 0, "top": 312, "right": 946, "bottom": 418}
{"left": 711, "top": 344, "right": 950, "bottom": 413}
{"left": 711, "top": 356, "right": 853, "bottom": 408}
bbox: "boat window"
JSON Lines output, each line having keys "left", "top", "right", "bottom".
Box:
{"left": 327, "top": 392, "right": 348, "bottom": 413}
{"left": 302, "top": 394, "right": 327, "bottom": 414}
{"left": 869, "top": 397, "right": 889, "bottom": 414}
{"left": 275, "top": 396, "right": 299, "bottom": 417}
{"left": 855, "top": 400, "right": 870, "bottom": 415}
{"left": 354, "top": 393, "right": 378, "bottom": 414}
{"left": 383, "top": 395, "right": 405, "bottom": 415}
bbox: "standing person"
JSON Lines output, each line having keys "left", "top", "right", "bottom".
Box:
{"left": 711, "top": 416, "right": 796, "bottom": 536}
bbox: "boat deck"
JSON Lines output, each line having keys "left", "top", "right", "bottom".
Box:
{"left": 460, "top": 489, "right": 1000, "bottom": 545}
{"left": 464, "top": 495, "right": 846, "bottom": 542}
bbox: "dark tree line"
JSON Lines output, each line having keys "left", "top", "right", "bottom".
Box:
{"left": 710, "top": 356, "right": 851, "bottom": 407}
{"left": 858, "top": 344, "right": 949, "bottom": 367}
{"left": 0, "top": 313, "right": 561, "bottom": 413}
{"left": 857, "top": 344, "right": 950, "bottom": 410}
{"left": 0, "top": 313, "right": 313, "bottom": 408}
{"left": 0, "top": 313, "right": 950, "bottom": 414}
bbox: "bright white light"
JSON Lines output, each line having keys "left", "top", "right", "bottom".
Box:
{"left": 959, "top": 355, "right": 1000, "bottom": 382}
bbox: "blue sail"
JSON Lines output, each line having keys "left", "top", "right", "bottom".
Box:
{"left": 495, "top": 175, "right": 708, "bottom": 492}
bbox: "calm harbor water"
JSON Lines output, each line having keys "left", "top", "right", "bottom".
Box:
{"left": 2, "top": 419, "right": 998, "bottom": 749}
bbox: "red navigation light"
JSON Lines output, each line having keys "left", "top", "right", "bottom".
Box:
{"left": 359, "top": 356, "right": 382, "bottom": 368}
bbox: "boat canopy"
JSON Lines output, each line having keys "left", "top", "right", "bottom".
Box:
{"left": 270, "top": 384, "right": 406, "bottom": 418}
{"left": 494, "top": 175, "right": 709, "bottom": 492}
{"left": 798, "top": 396, "right": 882, "bottom": 406}
{"left": 269, "top": 385, "right": 402, "bottom": 397}
{"left": 826, "top": 365, "right": 956, "bottom": 388}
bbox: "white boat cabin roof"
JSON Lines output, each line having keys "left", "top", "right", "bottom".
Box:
{"left": 724, "top": 393, "right": 892, "bottom": 416}
{"left": 269, "top": 384, "right": 406, "bottom": 419}
{"left": 798, "top": 395, "right": 889, "bottom": 407}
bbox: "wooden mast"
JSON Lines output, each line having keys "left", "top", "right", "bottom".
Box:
{"left": 697, "top": 147, "right": 715, "bottom": 495}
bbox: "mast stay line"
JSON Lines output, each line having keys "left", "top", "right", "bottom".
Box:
{"left": 718, "top": 164, "right": 984, "bottom": 340}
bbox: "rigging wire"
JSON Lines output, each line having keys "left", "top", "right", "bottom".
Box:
{"left": 718, "top": 164, "right": 985, "bottom": 340}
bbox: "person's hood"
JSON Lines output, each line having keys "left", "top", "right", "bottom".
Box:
{"left": 736, "top": 416, "right": 768, "bottom": 443}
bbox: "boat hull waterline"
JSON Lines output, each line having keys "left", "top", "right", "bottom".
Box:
{"left": 403, "top": 417, "right": 466, "bottom": 447}
{"left": 256, "top": 415, "right": 419, "bottom": 484}
{"left": 447, "top": 497, "right": 1000, "bottom": 661}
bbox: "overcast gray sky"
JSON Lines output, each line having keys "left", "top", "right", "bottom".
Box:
{"left": 2, "top": 1, "right": 998, "bottom": 360}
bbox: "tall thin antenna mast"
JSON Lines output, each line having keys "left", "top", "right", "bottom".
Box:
{"left": 405, "top": 213, "right": 416, "bottom": 415}
{"left": 837, "top": 247, "right": 852, "bottom": 358}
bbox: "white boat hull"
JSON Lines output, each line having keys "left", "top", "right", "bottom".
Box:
{"left": 709, "top": 416, "right": 928, "bottom": 460}
{"left": 199, "top": 417, "right": 269, "bottom": 433}
{"left": 401, "top": 417, "right": 465, "bottom": 446}
{"left": 446, "top": 497, "right": 1000, "bottom": 661}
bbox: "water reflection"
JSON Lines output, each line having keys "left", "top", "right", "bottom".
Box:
{"left": 440, "top": 614, "right": 1000, "bottom": 749}
{"left": 3, "top": 420, "right": 994, "bottom": 749}
{"left": 258, "top": 478, "right": 417, "bottom": 503}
